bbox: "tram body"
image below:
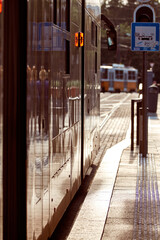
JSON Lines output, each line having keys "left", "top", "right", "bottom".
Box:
{"left": 100, "top": 64, "right": 138, "bottom": 92}
{"left": 0, "top": 1, "right": 101, "bottom": 240}
{"left": 26, "top": 1, "right": 101, "bottom": 240}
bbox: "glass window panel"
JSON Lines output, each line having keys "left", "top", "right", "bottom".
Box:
{"left": 115, "top": 70, "right": 123, "bottom": 79}
{"left": 61, "top": 0, "right": 70, "bottom": 31}
{"left": 65, "top": 40, "right": 70, "bottom": 74}
{"left": 91, "top": 21, "right": 97, "bottom": 46}
{"left": 57, "top": 0, "right": 61, "bottom": 27}
{"left": 128, "top": 71, "right": 135, "bottom": 80}
{"left": 101, "top": 69, "right": 108, "bottom": 79}
{"left": 53, "top": 0, "right": 57, "bottom": 24}
{"left": 91, "top": 21, "right": 94, "bottom": 45}
{"left": 95, "top": 52, "right": 97, "bottom": 73}
{"left": 27, "top": 1, "right": 79, "bottom": 239}
{"left": 27, "top": 0, "right": 51, "bottom": 239}
{"left": 66, "top": 0, "right": 70, "bottom": 31}
{"left": 95, "top": 25, "right": 97, "bottom": 46}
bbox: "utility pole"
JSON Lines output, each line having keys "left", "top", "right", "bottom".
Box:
{"left": 142, "top": 52, "right": 148, "bottom": 157}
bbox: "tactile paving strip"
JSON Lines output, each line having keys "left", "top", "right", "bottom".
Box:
{"left": 133, "top": 154, "right": 160, "bottom": 240}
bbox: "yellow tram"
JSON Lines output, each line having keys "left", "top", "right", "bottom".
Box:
{"left": 100, "top": 64, "right": 138, "bottom": 92}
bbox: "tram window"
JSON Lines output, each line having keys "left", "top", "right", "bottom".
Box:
{"left": 53, "top": 0, "right": 61, "bottom": 27}
{"left": 101, "top": 69, "right": 108, "bottom": 78}
{"left": 91, "top": 21, "right": 97, "bottom": 46}
{"left": 54, "top": 0, "right": 70, "bottom": 31}
{"left": 61, "top": 0, "right": 70, "bottom": 31}
{"left": 91, "top": 21, "right": 94, "bottom": 45}
{"left": 66, "top": 0, "right": 70, "bottom": 31}
{"left": 53, "top": 0, "right": 57, "bottom": 24}
{"left": 95, "top": 25, "right": 97, "bottom": 47}
{"left": 59, "top": 0, "right": 61, "bottom": 27}
{"left": 95, "top": 52, "right": 97, "bottom": 73}
{"left": 115, "top": 70, "right": 123, "bottom": 79}
{"left": 128, "top": 71, "right": 136, "bottom": 80}
{"left": 65, "top": 40, "right": 70, "bottom": 74}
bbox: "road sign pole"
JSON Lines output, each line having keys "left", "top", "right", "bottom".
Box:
{"left": 132, "top": 4, "right": 158, "bottom": 157}
{"left": 142, "top": 51, "right": 148, "bottom": 157}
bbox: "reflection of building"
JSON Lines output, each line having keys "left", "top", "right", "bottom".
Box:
{"left": 86, "top": 0, "right": 101, "bottom": 18}
{"left": 31, "top": 22, "right": 66, "bottom": 51}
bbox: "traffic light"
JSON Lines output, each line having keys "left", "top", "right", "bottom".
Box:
{"left": 133, "top": 4, "right": 155, "bottom": 22}
{"left": 101, "top": 14, "right": 117, "bottom": 51}
{"left": 106, "top": 29, "right": 117, "bottom": 50}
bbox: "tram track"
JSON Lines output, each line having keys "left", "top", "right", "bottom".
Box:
{"left": 95, "top": 92, "right": 138, "bottom": 168}
{"left": 100, "top": 93, "right": 132, "bottom": 130}
{"left": 100, "top": 93, "right": 117, "bottom": 102}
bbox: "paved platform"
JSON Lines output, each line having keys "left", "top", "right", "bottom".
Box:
{"left": 51, "top": 94, "right": 160, "bottom": 240}
{"left": 102, "top": 96, "right": 160, "bottom": 240}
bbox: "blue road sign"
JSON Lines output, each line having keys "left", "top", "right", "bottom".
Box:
{"left": 131, "top": 22, "right": 159, "bottom": 51}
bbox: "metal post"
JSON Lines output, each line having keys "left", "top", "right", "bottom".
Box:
{"left": 131, "top": 99, "right": 134, "bottom": 151}
{"left": 137, "top": 101, "right": 140, "bottom": 145}
{"left": 139, "top": 107, "right": 143, "bottom": 153}
{"left": 142, "top": 51, "right": 148, "bottom": 157}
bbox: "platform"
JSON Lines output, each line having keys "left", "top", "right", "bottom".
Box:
{"left": 51, "top": 94, "right": 160, "bottom": 240}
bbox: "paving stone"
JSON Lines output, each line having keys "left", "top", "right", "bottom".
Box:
{"left": 102, "top": 223, "right": 133, "bottom": 240}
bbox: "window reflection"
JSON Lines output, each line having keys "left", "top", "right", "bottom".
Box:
{"left": 27, "top": 0, "right": 72, "bottom": 239}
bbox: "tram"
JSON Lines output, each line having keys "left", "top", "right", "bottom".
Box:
{"left": 1, "top": 1, "right": 101, "bottom": 240}
{"left": 100, "top": 64, "right": 138, "bottom": 92}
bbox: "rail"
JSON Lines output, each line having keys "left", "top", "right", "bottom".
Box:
{"left": 131, "top": 98, "right": 142, "bottom": 151}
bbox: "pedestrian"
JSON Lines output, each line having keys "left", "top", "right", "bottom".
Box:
{"left": 31, "top": 65, "right": 38, "bottom": 81}
{"left": 39, "top": 65, "right": 47, "bottom": 81}
{"left": 27, "top": 65, "right": 32, "bottom": 82}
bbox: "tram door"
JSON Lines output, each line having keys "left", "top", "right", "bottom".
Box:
{"left": 124, "top": 71, "right": 127, "bottom": 92}
{"left": 109, "top": 71, "right": 114, "bottom": 92}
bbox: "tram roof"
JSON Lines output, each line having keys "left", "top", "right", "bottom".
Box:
{"left": 100, "top": 64, "right": 137, "bottom": 71}
{"left": 100, "top": 65, "right": 112, "bottom": 69}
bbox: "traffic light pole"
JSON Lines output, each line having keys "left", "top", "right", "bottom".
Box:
{"left": 142, "top": 51, "right": 148, "bottom": 157}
